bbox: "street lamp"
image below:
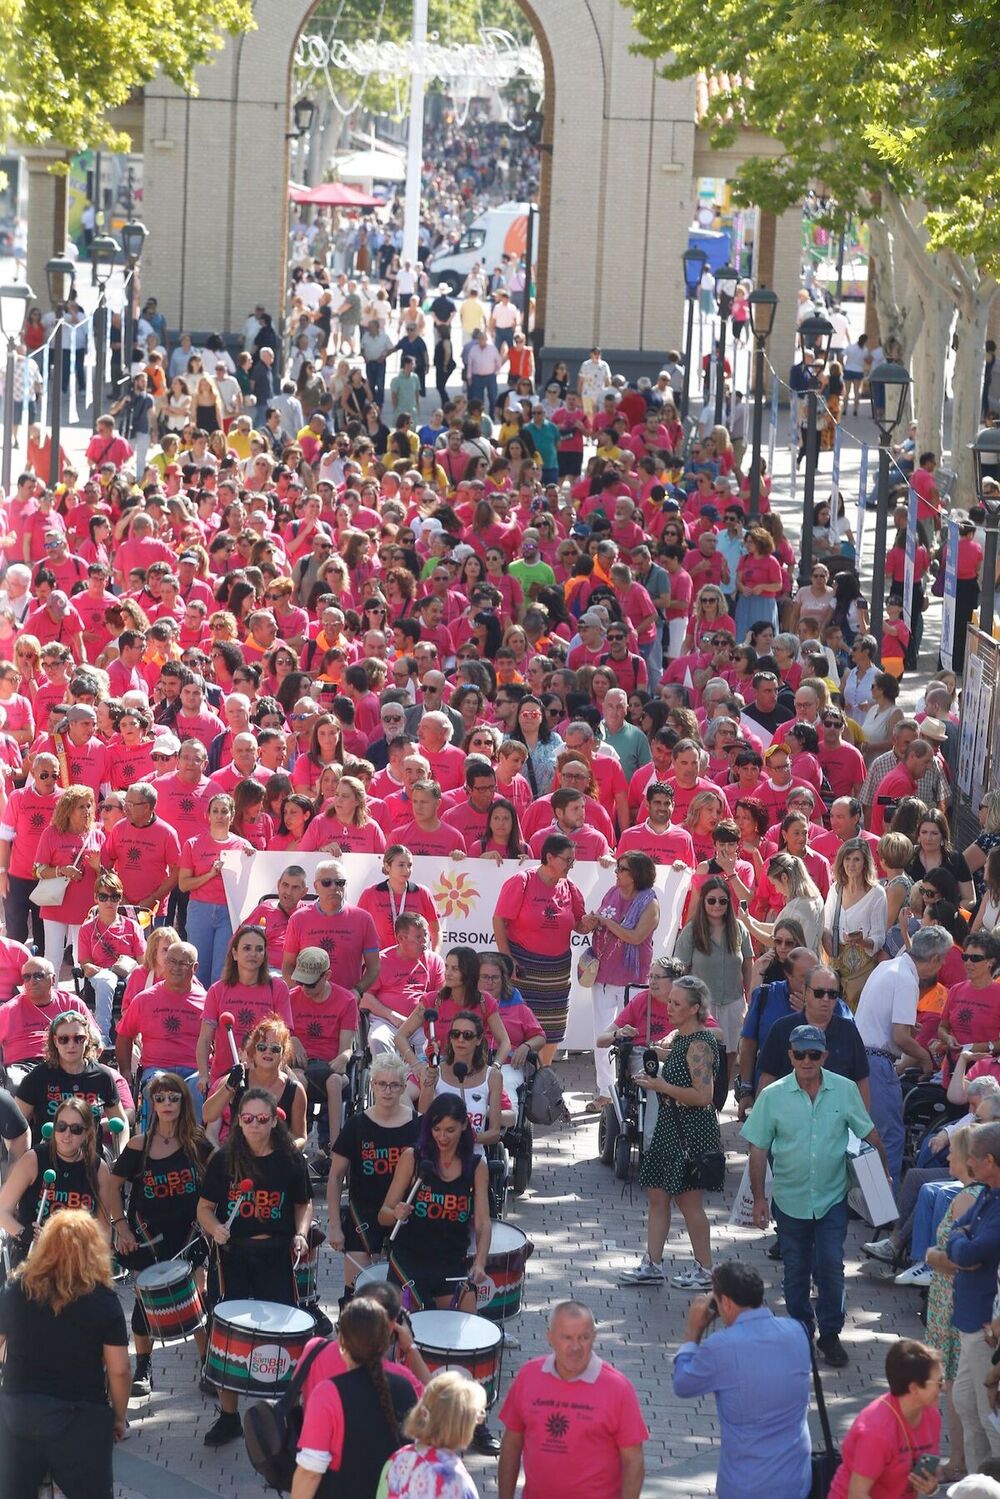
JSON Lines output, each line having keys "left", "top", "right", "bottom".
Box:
{"left": 868, "top": 360, "right": 912, "bottom": 645}
{"left": 286, "top": 96, "right": 316, "bottom": 140}
{"left": 796, "top": 311, "right": 834, "bottom": 585}
{"left": 971, "top": 426, "right": 1000, "bottom": 637}
{"left": 713, "top": 262, "right": 740, "bottom": 425}
{"left": 679, "top": 246, "right": 708, "bottom": 420}
{"left": 119, "top": 221, "right": 148, "bottom": 393}
{"left": 0, "top": 282, "right": 33, "bottom": 494}
{"left": 747, "top": 286, "right": 778, "bottom": 524}
{"left": 90, "top": 233, "right": 117, "bottom": 421}
{"left": 44, "top": 255, "right": 74, "bottom": 487}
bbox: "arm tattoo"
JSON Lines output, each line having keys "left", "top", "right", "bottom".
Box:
{"left": 688, "top": 1040, "right": 714, "bottom": 1093}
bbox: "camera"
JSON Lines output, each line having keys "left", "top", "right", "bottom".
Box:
{"left": 642, "top": 1048, "right": 660, "bottom": 1077}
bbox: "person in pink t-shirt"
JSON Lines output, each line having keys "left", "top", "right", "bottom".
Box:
{"left": 396, "top": 780, "right": 466, "bottom": 858}
{"left": 498, "top": 1301, "right": 648, "bottom": 1499}
{"left": 356, "top": 846, "right": 439, "bottom": 951}
{"left": 281, "top": 859, "right": 380, "bottom": 995}
{"left": 286, "top": 945, "right": 358, "bottom": 1138}
{"left": 494, "top": 837, "right": 587, "bottom": 1057}
{"left": 618, "top": 781, "right": 696, "bottom": 868}
{"left": 827, "top": 1339, "right": 942, "bottom": 1499}
{"left": 360, "top": 914, "right": 445, "bottom": 1054}
{"left": 299, "top": 776, "right": 387, "bottom": 855}
{"left": 527, "top": 789, "right": 613, "bottom": 861}
{"left": 196, "top": 922, "right": 293, "bottom": 1089}
{"left": 178, "top": 793, "right": 254, "bottom": 986}
{"left": 114, "top": 941, "right": 207, "bottom": 1107}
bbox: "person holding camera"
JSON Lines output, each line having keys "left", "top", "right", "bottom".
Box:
{"left": 826, "top": 1339, "right": 943, "bottom": 1497}
{"left": 673, "top": 1261, "right": 812, "bottom": 1499}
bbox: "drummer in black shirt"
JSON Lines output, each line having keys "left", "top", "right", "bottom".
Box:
{"left": 0, "top": 1096, "right": 114, "bottom": 1264}
{"left": 327, "top": 1051, "right": 419, "bottom": 1287}
{"left": 107, "top": 1073, "right": 211, "bottom": 1397}
{"left": 197, "top": 1087, "right": 311, "bottom": 1447}
{"left": 15, "top": 1009, "right": 125, "bottom": 1146}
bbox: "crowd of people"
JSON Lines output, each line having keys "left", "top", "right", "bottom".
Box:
{"left": 2, "top": 255, "right": 1000, "bottom": 1498}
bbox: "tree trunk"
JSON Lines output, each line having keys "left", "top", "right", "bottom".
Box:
{"left": 912, "top": 285, "right": 952, "bottom": 458}
{"left": 951, "top": 287, "right": 996, "bottom": 502}
{"left": 867, "top": 204, "right": 922, "bottom": 427}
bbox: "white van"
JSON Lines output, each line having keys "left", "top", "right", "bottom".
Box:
{"left": 426, "top": 202, "right": 529, "bottom": 293}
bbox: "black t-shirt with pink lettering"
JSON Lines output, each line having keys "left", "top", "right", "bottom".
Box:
{"left": 16, "top": 1062, "right": 119, "bottom": 1145}
{"left": 114, "top": 1138, "right": 212, "bottom": 1238}
{"left": 332, "top": 1110, "right": 420, "bottom": 1230}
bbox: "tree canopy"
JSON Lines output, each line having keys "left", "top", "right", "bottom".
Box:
{"left": 0, "top": 0, "right": 253, "bottom": 153}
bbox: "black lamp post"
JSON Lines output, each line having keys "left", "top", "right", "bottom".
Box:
{"left": 89, "top": 234, "right": 118, "bottom": 420}
{"left": 286, "top": 96, "right": 316, "bottom": 140}
{"left": 747, "top": 286, "right": 778, "bottom": 524}
{"left": 0, "top": 282, "right": 33, "bottom": 494}
{"left": 680, "top": 246, "right": 707, "bottom": 420}
{"left": 119, "top": 221, "right": 148, "bottom": 393}
{"left": 796, "top": 311, "right": 834, "bottom": 585}
{"left": 868, "top": 360, "right": 912, "bottom": 645}
{"left": 44, "top": 255, "right": 74, "bottom": 487}
{"left": 971, "top": 426, "right": 1000, "bottom": 637}
{"left": 713, "top": 263, "right": 739, "bottom": 425}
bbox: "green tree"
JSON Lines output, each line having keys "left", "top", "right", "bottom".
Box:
{"left": 0, "top": 0, "right": 254, "bottom": 152}
{"left": 625, "top": 0, "right": 1000, "bottom": 492}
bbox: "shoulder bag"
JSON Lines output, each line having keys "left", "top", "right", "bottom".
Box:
{"left": 30, "top": 842, "right": 87, "bottom": 908}
{"left": 665, "top": 1042, "right": 726, "bottom": 1191}
{"left": 243, "top": 1337, "right": 332, "bottom": 1492}
{"left": 800, "top": 1323, "right": 841, "bottom": 1497}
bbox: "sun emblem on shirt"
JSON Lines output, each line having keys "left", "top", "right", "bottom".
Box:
{"left": 179, "top": 797, "right": 195, "bottom": 815}
{"left": 126, "top": 845, "right": 143, "bottom": 864}
{"left": 121, "top": 762, "right": 136, "bottom": 780}
{"left": 432, "top": 871, "right": 479, "bottom": 919}
{"left": 237, "top": 1007, "right": 255, "bottom": 1031}
{"left": 163, "top": 1014, "right": 181, "bottom": 1034}
{"left": 956, "top": 1007, "right": 973, "bottom": 1028}
{"left": 307, "top": 1021, "right": 323, "bottom": 1041}
{"left": 30, "top": 811, "right": 47, "bottom": 830}
{"left": 545, "top": 1413, "right": 570, "bottom": 1440}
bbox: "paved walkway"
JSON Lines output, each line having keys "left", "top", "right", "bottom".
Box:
{"left": 110, "top": 1060, "right": 930, "bottom": 1498}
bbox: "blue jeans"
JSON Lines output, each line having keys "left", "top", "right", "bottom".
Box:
{"left": 639, "top": 634, "right": 663, "bottom": 692}
{"left": 184, "top": 899, "right": 232, "bottom": 988}
{"left": 774, "top": 1196, "right": 848, "bottom": 1337}
{"left": 138, "top": 1064, "right": 204, "bottom": 1125}
{"left": 912, "top": 1179, "right": 964, "bottom": 1262}
{"left": 468, "top": 373, "right": 498, "bottom": 414}
{"left": 866, "top": 1053, "right": 905, "bottom": 1190}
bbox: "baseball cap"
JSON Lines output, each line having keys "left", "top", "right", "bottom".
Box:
{"left": 48, "top": 591, "right": 70, "bottom": 615}
{"left": 152, "top": 732, "right": 181, "bottom": 755}
{"left": 291, "top": 947, "right": 331, "bottom": 984}
{"left": 789, "top": 1024, "right": 827, "bottom": 1052}
{"left": 947, "top": 1480, "right": 1000, "bottom": 1498}
{"left": 699, "top": 504, "right": 721, "bottom": 521}
{"left": 579, "top": 610, "right": 605, "bottom": 629}
{"left": 66, "top": 704, "right": 97, "bottom": 723}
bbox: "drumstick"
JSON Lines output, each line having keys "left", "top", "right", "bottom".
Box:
{"left": 35, "top": 1170, "right": 57, "bottom": 1226}
{"left": 223, "top": 1177, "right": 255, "bottom": 1231}
{"left": 423, "top": 1007, "right": 439, "bottom": 1067}
{"left": 40, "top": 1122, "right": 54, "bottom": 1141}
{"left": 453, "top": 1060, "right": 468, "bottom": 1104}
{"left": 388, "top": 1159, "right": 427, "bottom": 1245}
{"left": 344, "top": 1251, "right": 370, "bottom": 1275}
{"left": 105, "top": 1116, "right": 126, "bottom": 1160}
{"left": 218, "top": 1011, "right": 241, "bottom": 1067}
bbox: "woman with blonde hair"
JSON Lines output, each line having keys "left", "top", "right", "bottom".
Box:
{"left": 683, "top": 585, "right": 735, "bottom": 653}
{"left": 823, "top": 837, "right": 888, "bottom": 1006}
{"left": 746, "top": 852, "right": 824, "bottom": 953}
{"left": 300, "top": 773, "right": 386, "bottom": 855}
{"left": 964, "top": 787, "right": 1000, "bottom": 900}
{"left": 33, "top": 783, "right": 101, "bottom": 970}
{"left": 383, "top": 1369, "right": 486, "bottom": 1499}
{"left": 0, "top": 1209, "right": 130, "bottom": 1498}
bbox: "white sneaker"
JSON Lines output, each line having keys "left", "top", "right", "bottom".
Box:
{"left": 671, "top": 1263, "right": 714, "bottom": 1290}
{"left": 619, "top": 1255, "right": 665, "bottom": 1284}
{"left": 862, "top": 1237, "right": 898, "bottom": 1264}
{"left": 894, "top": 1262, "right": 933, "bottom": 1288}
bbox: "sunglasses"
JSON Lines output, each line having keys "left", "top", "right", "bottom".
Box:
{"left": 24, "top": 972, "right": 50, "bottom": 982}
{"left": 239, "top": 1112, "right": 273, "bottom": 1126}
{"left": 607, "top": 634, "right": 626, "bottom": 642}
{"left": 55, "top": 1033, "right": 85, "bottom": 1045}
{"left": 151, "top": 752, "right": 175, "bottom": 761}
{"left": 317, "top": 878, "right": 347, "bottom": 888}
{"left": 255, "top": 1042, "right": 283, "bottom": 1054}
{"left": 35, "top": 772, "right": 55, "bottom": 781}
{"left": 703, "top": 896, "right": 729, "bottom": 907}
{"left": 809, "top": 988, "right": 839, "bottom": 999}
{"left": 963, "top": 953, "right": 988, "bottom": 963}
{"left": 450, "top": 1028, "right": 478, "bottom": 1040}
{"left": 96, "top": 893, "right": 120, "bottom": 903}
{"left": 53, "top": 1120, "right": 86, "bottom": 1135}
{"left": 792, "top": 1050, "right": 824, "bottom": 1062}
{"left": 152, "top": 1091, "right": 182, "bottom": 1104}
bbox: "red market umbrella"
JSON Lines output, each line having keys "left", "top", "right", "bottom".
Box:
{"left": 289, "top": 181, "right": 380, "bottom": 208}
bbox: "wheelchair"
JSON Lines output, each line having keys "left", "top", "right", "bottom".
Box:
{"left": 502, "top": 1052, "right": 538, "bottom": 1198}
{"left": 597, "top": 1037, "right": 659, "bottom": 1182}
{"left": 301, "top": 1013, "right": 371, "bottom": 1184}
{"left": 900, "top": 1067, "right": 964, "bottom": 1172}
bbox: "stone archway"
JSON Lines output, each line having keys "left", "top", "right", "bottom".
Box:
{"left": 142, "top": 0, "right": 701, "bottom": 370}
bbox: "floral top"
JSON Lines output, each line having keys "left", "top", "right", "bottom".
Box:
{"left": 381, "top": 1444, "right": 480, "bottom": 1499}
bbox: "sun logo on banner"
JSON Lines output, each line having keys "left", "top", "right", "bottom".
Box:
{"left": 433, "top": 870, "right": 479, "bottom": 918}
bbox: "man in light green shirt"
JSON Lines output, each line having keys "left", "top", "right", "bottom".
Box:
{"left": 743, "top": 1023, "right": 885, "bottom": 1369}
{"left": 390, "top": 356, "right": 421, "bottom": 421}
{"left": 509, "top": 530, "right": 555, "bottom": 596}
{"left": 601, "top": 688, "right": 652, "bottom": 781}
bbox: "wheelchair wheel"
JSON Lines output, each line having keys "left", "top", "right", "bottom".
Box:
{"left": 511, "top": 1122, "right": 533, "bottom": 1195}
{"left": 613, "top": 1132, "right": 632, "bottom": 1181}
{"left": 597, "top": 1102, "right": 619, "bottom": 1165}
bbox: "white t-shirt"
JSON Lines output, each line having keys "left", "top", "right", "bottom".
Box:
{"left": 843, "top": 342, "right": 867, "bottom": 373}
{"left": 854, "top": 951, "right": 919, "bottom": 1053}
{"left": 579, "top": 357, "right": 611, "bottom": 399}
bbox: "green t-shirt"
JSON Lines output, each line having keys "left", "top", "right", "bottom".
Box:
{"left": 509, "top": 558, "right": 555, "bottom": 592}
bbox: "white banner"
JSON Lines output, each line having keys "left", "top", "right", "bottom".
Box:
{"left": 220, "top": 852, "right": 692, "bottom": 1051}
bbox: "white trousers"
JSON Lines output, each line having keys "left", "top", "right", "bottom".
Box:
{"left": 592, "top": 982, "right": 624, "bottom": 1095}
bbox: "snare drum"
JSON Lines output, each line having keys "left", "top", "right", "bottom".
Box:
{"left": 205, "top": 1300, "right": 315, "bottom": 1396}
{"left": 294, "top": 1254, "right": 317, "bottom": 1304}
{"left": 481, "top": 1222, "right": 531, "bottom": 1323}
{"left": 410, "top": 1310, "right": 503, "bottom": 1408}
{"left": 135, "top": 1261, "right": 206, "bottom": 1344}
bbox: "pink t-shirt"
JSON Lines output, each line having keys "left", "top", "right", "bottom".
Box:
{"left": 299, "top": 814, "right": 386, "bottom": 855}
{"left": 202, "top": 977, "right": 294, "bottom": 1079}
{"left": 617, "top": 821, "right": 696, "bottom": 867}
{"left": 494, "top": 870, "right": 585, "bottom": 957}
{"left": 828, "top": 1395, "right": 940, "bottom": 1499}
{"left": 521, "top": 796, "right": 615, "bottom": 845}
{"left": 102, "top": 816, "right": 182, "bottom": 908}
{"left": 153, "top": 773, "right": 217, "bottom": 845}
{"left": 356, "top": 884, "right": 439, "bottom": 952}
{"left": 282, "top": 904, "right": 379, "bottom": 987}
{"left": 528, "top": 823, "right": 611, "bottom": 860}
{"left": 421, "top": 744, "right": 466, "bottom": 792}
{"left": 77, "top": 914, "right": 145, "bottom": 969}
{"left": 33, "top": 825, "right": 103, "bottom": 922}
{"left": 368, "top": 946, "right": 445, "bottom": 1019}
{"left": 35, "top": 733, "right": 108, "bottom": 797}
{"left": 0, "top": 991, "right": 83, "bottom": 1063}
{"left": 244, "top": 900, "right": 307, "bottom": 970}
{"left": 818, "top": 741, "right": 867, "bottom": 799}
{"left": 298, "top": 1356, "right": 422, "bottom": 1468}
{"left": 499, "top": 1356, "right": 650, "bottom": 1499}
{"left": 0, "top": 934, "right": 31, "bottom": 1002}
{"left": 105, "top": 738, "right": 157, "bottom": 792}
{"left": 298, "top": 1335, "right": 424, "bottom": 1407}
{"left": 613, "top": 990, "right": 673, "bottom": 1044}
{"left": 288, "top": 982, "right": 358, "bottom": 1063}
{"left": 496, "top": 1000, "right": 545, "bottom": 1049}
{"left": 394, "top": 820, "right": 463, "bottom": 857}
{"left": 114, "top": 978, "right": 206, "bottom": 1070}
{"left": 180, "top": 832, "right": 253, "bottom": 905}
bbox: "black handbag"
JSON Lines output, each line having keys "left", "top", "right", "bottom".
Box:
{"left": 802, "top": 1326, "right": 841, "bottom": 1497}
{"left": 242, "top": 1336, "right": 331, "bottom": 1492}
{"left": 666, "top": 1097, "right": 726, "bottom": 1192}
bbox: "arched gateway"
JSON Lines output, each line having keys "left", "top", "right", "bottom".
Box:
{"left": 138, "top": 0, "right": 704, "bottom": 374}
